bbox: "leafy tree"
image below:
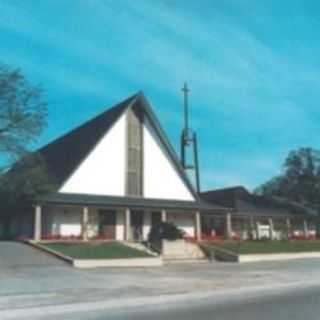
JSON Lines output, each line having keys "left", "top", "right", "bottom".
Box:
{"left": 255, "top": 147, "right": 320, "bottom": 210}
{"left": 0, "top": 152, "right": 55, "bottom": 239}
{"left": 0, "top": 64, "right": 47, "bottom": 170}
{"left": 0, "top": 64, "right": 50, "bottom": 238}
{"left": 0, "top": 153, "right": 54, "bottom": 206}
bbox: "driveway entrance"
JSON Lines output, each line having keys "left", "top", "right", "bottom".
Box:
{"left": 0, "top": 241, "right": 64, "bottom": 268}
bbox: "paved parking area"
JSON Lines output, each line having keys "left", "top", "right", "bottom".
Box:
{"left": 0, "top": 242, "right": 65, "bottom": 268}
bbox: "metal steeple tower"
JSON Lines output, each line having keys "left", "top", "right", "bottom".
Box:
{"left": 180, "top": 82, "right": 200, "bottom": 193}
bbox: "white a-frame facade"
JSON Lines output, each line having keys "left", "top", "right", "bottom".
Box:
{"left": 32, "top": 93, "right": 204, "bottom": 243}
{"left": 59, "top": 103, "right": 195, "bottom": 201}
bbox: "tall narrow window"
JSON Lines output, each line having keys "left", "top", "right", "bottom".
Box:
{"left": 126, "top": 106, "right": 143, "bottom": 196}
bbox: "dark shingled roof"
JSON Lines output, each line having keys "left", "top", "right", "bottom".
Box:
{"left": 200, "top": 186, "right": 318, "bottom": 218}
{"left": 38, "top": 93, "right": 138, "bottom": 188}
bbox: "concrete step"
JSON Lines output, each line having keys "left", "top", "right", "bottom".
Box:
{"left": 162, "top": 240, "right": 207, "bottom": 261}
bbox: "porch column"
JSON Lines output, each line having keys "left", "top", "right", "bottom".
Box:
{"left": 225, "top": 213, "right": 232, "bottom": 239}
{"left": 125, "top": 208, "right": 131, "bottom": 241}
{"left": 143, "top": 211, "right": 151, "bottom": 241}
{"left": 256, "top": 220, "right": 260, "bottom": 240}
{"left": 195, "top": 211, "right": 202, "bottom": 241}
{"left": 34, "top": 205, "right": 42, "bottom": 242}
{"left": 286, "top": 218, "right": 291, "bottom": 239}
{"left": 268, "top": 218, "right": 274, "bottom": 240}
{"left": 249, "top": 216, "right": 255, "bottom": 240}
{"left": 161, "top": 209, "right": 167, "bottom": 222}
{"left": 82, "top": 206, "right": 89, "bottom": 241}
{"left": 303, "top": 219, "right": 309, "bottom": 238}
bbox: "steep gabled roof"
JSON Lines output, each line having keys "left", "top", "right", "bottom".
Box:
{"left": 137, "top": 94, "right": 199, "bottom": 201}
{"left": 200, "top": 186, "right": 317, "bottom": 217}
{"left": 37, "top": 92, "right": 199, "bottom": 201}
{"left": 38, "top": 93, "right": 138, "bottom": 188}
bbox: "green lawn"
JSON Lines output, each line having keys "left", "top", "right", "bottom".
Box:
{"left": 41, "top": 242, "right": 152, "bottom": 259}
{"left": 205, "top": 240, "right": 320, "bottom": 255}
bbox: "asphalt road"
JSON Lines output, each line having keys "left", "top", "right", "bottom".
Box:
{"left": 38, "top": 285, "right": 320, "bottom": 320}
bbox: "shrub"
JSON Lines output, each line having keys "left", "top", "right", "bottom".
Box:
{"left": 148, "top": 222, "right": 184, "bottom": 243}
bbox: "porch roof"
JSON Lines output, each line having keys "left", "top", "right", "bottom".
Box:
{"left": 200, "top": 186, "right": 318, "bottom": 218}
{"left": 36, "top": 192, "right": 229, "bottom": 212}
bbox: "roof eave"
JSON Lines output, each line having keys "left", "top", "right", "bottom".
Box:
{"left": 35, "top": 192, "right": 229, "bottom": 212}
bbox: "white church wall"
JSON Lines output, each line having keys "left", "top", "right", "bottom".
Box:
{"left": 87, "top": 209, "right": 99, "bottom": 239}
{"left": 143, "top": 211, "right": 151, "bottom": 240}
{"left": 43, "top": 206, "right": 126, "bottom": 240}
{"left": 116, "top": 210, "right": 125, "bottom": 241}
{"left": 43, "top": 206, "right": 82, "bottom": 237}
{"left": 59, "top": 113, "right": 127, "bottom": 196}
{"left": 167, "top": 212, "right": 195, "bottom": 237}
{"left": 143, "top": 118, "right": 195, "bottom": 201}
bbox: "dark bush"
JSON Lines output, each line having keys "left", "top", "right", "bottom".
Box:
{"left": 148, "top": 222, "right": 184, "bottom": 243}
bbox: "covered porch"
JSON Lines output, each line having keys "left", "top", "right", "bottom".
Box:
{"left": 201, "top": 213, "right": 318, "bottom": 241}
{"left": 32, "top": 193, "right": 205, "bottom": 243}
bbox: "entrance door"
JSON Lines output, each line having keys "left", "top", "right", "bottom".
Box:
{"left": 98, "top": 210, "right": 116, "bottom": 240}
{"left": 151, "top": 211, "right": 161, "bottom": 227}
{"left": 131, "top": 211, "right": 144, "bottom": 241}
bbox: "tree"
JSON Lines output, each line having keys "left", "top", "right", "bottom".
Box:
{"left": 0, "top": 153, "right": 54, "bottom": 207}
{"left": 0, "top": 64, "right": 50, "bottom": 238}
{"left": 255, "top": 147, "right": 320, "bottom": 210}
{"left": 0, "top": 64, "right": 47, "bottom": 170}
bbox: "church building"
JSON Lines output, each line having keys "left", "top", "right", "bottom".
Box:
{"left": 24, "top": 92, "right": 226, "bottom": 242}
{"left": 201, "top": 186, "right": 318, "bottom": 240}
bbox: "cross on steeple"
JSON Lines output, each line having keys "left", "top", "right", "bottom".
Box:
{"left": 181, "top": 82, "right": 190, "bottom": 131}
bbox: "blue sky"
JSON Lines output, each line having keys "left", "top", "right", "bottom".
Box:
{"left": 1, "top": 0, "right": 320, "bottom": 191}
